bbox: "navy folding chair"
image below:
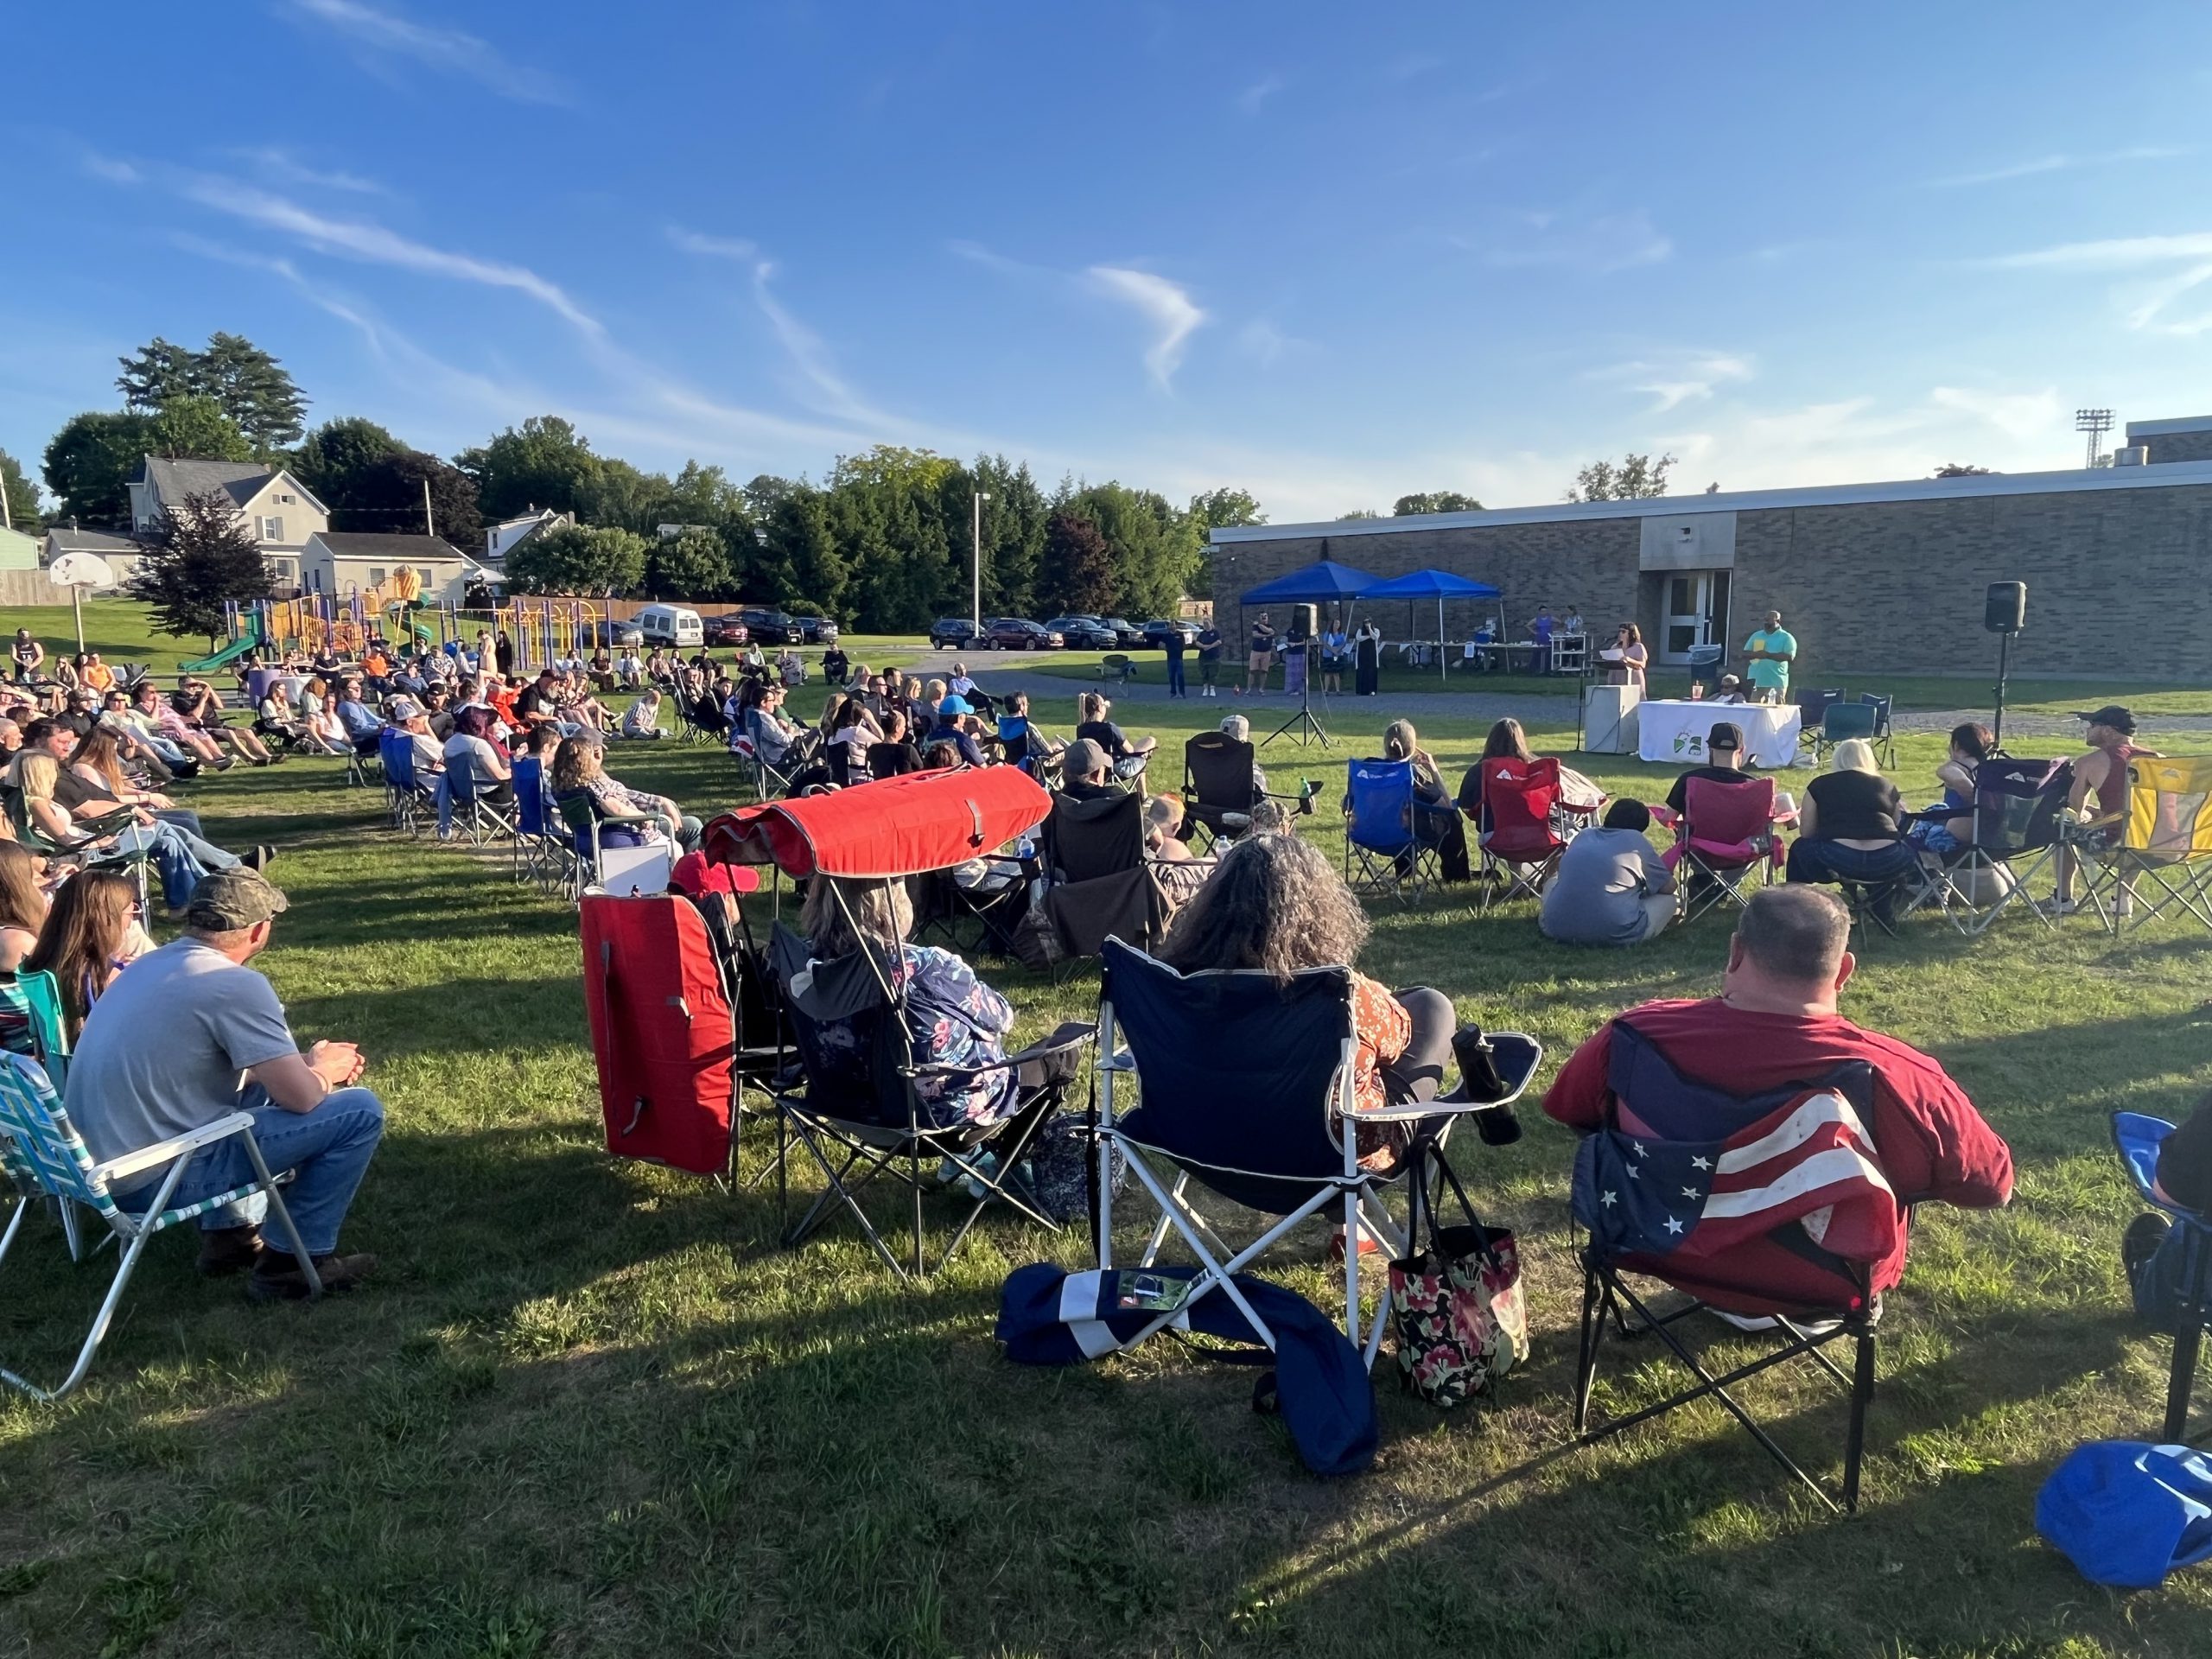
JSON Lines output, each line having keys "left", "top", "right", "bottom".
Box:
{"left": 2113, "top": 1112, "right": 2209, "bottom": 1444}
{"left": 1859, "top": 693, "right": 1897, "bottom": 768}
{"left": 1942, "top": 757, "right": 2074, "bottom": 934}
{"left": 1093, "top": 939, "right": 1538, "bottom": 1368}
{"left": 512, "top": 755, "right": 581, "bottom": 892}
{"left": 1571, "top": 1022, "right": 1897, "bottom": 1512}
{"left": 1344, "top": 758, "right": 1437, "bottom": 904}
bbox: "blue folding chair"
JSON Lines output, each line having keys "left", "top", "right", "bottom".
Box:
{"left": 512, "top": 756, "right": 581, "bottom": 892}
{"left": 1859, "top": 693, "right": 1897, "bottom": 768}
{"left": 1343, "top": 758, "right": 1437, "bottom": 904}
{"left": 0, "top": 1052, "right": 321, "bottom": 1402}
{"left": 1093, "top": 939, "right": 1539, "bottom": 1368}
{"left": 2113, "top": 1112, "right": 2209, "bottom": 1444}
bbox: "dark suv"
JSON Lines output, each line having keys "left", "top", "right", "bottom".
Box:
{"left": 930, "top": 617, "right": 980, "bottom": 649}
{"left": 1102, "top": 617, "right": 1147, "bottom": 648}
{"left": 794, "top": 615, "right": 840, "bottom": 645}
{"left": 702, "top": 613, "right": 751, "bottom": 647}
{"left": 1043, "top": 614, "right": 1117, "bottom": 650}
{"left": 1141, "top": 619, "right": 1198, "bottom": 650}
{"left": 985, "top": 618, "right": 1063, "bottom": 650}
{"left": 736, "top": 607, "right": 802, "bottom": 645}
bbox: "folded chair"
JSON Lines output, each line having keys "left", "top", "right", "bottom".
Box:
{"left": 769, "top": 918, "right": 1090, "bottom": 1279}
{"left": 1182, "top": 730, "right": 1307, "bottom": 850}
{"left": 0, "top": 1052, "right": 321, "bottom": 1402}
{"left": 1467, "top": 755, "right": 1582, "bottom": 912}
{"left": 1571, "top": 1021, "right": 1899, "bottom": 1511}
{"left": 1942, "top": 757, "right": 2074, "bottom": 935}
{"left": 1667, "top": 775, "right": 1783, "bottom": 921}
{"left": 1042, "top": 790, "right": 1168, "bottom": 965}
{"left": 2113, "top": 1112, "right": 2209, "bottom": 1443}
{"left": 2080, "top": 757, "right": 2212, "bottom": 936}
{"left": 1344, "top": 758, "right": 1438, "bottom": 904}
{"left": 1093, "top": 939, "right": 1539, "bottom": 1367}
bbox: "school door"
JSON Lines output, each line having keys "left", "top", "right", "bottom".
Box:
{"left": 1659, "top": 570, "right": 1731, "bottom": 664}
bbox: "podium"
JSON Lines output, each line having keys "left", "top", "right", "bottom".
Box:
{"left": 1582, "top": 684, "right": 1641, "bottom": 754}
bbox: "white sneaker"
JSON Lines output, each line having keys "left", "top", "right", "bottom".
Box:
{"left": 2033, "top": 896, "right": 2077, "bottom": 919}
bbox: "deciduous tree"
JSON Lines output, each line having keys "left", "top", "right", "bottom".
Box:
{"left": 41, "top": 411, "right": 150, "bottom": 527}
{"left": 1933, "top": 462, "right": 1992, "bottom": 478}
{"left": 294, "top": 416, "right": 404, "bottom": 504}
{"left": 1393, "top": 491, "right": 1481, "bottom": 515}
{"left": 504, "top": 523, "right": 646, "bottom": 595}
{"left": 146, "top": 396, "right": 252, "bottom": 463}
{"left": 645, "top": 527, "right": 734, "bottom": 599}
{"left": 455, "top": 416, "right": 604, "bottom": 522}
{"left": 1566, "top": 452, "right": 1675, "bottom": 502}
{"left": 129, "top": 488, "right": 272, "bottom": 645}
{"left": 337, "top": 450, "right": 482, "bottom": 550}
{"left": 0, "top": 448, "right": 41, "bottom": 531}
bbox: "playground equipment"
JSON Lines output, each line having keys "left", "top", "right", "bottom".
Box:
{"left": 191, "top": 589, "right": 605, "bottom": 674}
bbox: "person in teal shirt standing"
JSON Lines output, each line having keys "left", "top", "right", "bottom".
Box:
{"left": 1744, "top": 609, "right": 1796, "bottom": 704}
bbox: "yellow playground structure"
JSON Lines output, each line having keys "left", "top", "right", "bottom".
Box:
{"left": 200, "top": 588, "right": 608, "bottom": 675}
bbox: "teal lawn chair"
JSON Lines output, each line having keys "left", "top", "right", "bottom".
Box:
{"left": 0, "top": 970, "right": 81, "bottom": 1260}
{"left": 0, "top": 1053, "right": 321, "bottom": 1402}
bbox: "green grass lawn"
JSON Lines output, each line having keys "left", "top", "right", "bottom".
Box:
{"left": 2, "top": 614, "right": 2209, "bottom": 1656}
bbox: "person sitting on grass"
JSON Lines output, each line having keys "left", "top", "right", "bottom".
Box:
{"left": 1541, "top": 798, "right": 1677, "bottom": 946}
{"left": 0, "top": 841, "right": 48, "bottom": 975}
{"left": 620, "top": 687, "right": 667, "bottom": 740}
{"left": 1786, "top": 737, "right": 1919, "bottom": 922}
{"left": 23, "top": 868, "right": 147, "bottom": 1041}
{"left": 1543, "top": 885, "right": 2013, "bottom": 1310}
{"left": 1381, "top": 718, "right": 1471, "bottom": 882}
{"left": 1157, "top": 831, "right": 1459, "bottom": 1176}
{"left": 64, "top": 868, "right": 385, "bottom": 1298}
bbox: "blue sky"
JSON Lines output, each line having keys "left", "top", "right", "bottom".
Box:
{"left": 6, "top": 2, "right": 2212, "bottom": 523}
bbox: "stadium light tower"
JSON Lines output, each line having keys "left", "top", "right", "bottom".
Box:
{"left": 2075, "top": 407, "right": 2114, "bottom": 470}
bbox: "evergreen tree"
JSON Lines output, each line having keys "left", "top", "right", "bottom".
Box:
{"left": 337, "top": 450, "right": 482, "bottom": 549}
{"left": 129, "top": 489, "right": 273, "bottom": 645}
{"left": 645, "top": 527, "right": 734, "bottom": 599}
{"left": 114, "top": 337, "right": 200, "bottom": 411}
{"left": 116, "top": 334, "right": 308, "bottom": 454}
{"left": 1039, "top": 512, "right": 1115, "bottom": 615}
{"left": 454, "top": 416, "right": 604, "bottom": 521}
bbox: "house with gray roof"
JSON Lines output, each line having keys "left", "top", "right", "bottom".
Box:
{"left": 127, "top": 456, "right": 325, "bottom": 593}
{"left": 300, "top": 531, "right": 493, "bottom": 607}
{"left": 41, "top": 524, "right": 148, "bottom": 587}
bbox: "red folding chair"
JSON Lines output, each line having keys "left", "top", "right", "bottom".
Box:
{"left": 1470, "top": 756, "right": 1573, "bottom": 912}
{"left": 1661, "top": 775, "right": 1785, "bottom": 920}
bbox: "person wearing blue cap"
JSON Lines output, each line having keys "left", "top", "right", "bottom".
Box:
{"left": 923, "top": 693, "right": 987, "bottom": 768}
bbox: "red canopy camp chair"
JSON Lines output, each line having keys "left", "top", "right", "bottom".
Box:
{"left": 1467, "top": 756, "right": 1586, "bottom": 912}
{"left": 699, "top": 768, "right": 1095, "bottom": 1278}
{"left": 1662, "top": 776, "right": 1784, "bottom": 921}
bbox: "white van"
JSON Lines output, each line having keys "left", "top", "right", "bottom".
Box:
{"left": 634, "top": 604, "right": 703, "bottom": 649}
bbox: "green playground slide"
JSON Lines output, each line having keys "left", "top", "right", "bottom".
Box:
{"left": 178, "top": 634, "right": 261, "bottom": 675}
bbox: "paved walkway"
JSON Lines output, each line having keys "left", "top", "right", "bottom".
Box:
{"left": 889, "top": 655, "right": 2212, "bottom": 739}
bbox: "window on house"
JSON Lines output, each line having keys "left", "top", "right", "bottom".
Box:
{"left": 260, "top": 516, "right": 284, "bottom": 542}
{"left": 369, "top": 568, "right": 387, "bottom": 585}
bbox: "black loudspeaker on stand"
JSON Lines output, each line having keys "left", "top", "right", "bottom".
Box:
{"left": 1985, "top": 582, "right": 2025, "bottom": 750}
{"left": 1264, "top": 604, "right": 1328, "bottom": 749}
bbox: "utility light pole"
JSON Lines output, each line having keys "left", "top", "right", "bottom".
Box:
{"left": 972, "top": 490, "right": 990, "bottom": 633}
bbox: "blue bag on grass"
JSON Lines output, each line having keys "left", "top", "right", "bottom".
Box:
{"left": 2037, "top": 1441, "right": 2212, "bottom": 1588}
{"left": 996, "top": 1262, "right": 1377, "bottom": 1477}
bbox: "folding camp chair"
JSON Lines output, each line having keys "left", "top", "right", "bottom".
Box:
{"left": 1466, "top": 755, "right": 1583, "bottom": 912}
{"left": 2078, "top": 757, "right": 2212, "bottom": 935}
{"left": 1181, "top": 731, "right": 1309, "bottom": 851}
{"left": 730, "top": 731, "right": 798, "bottom": 802}
{"left": 0, "top": 972, "right": 82, "bottom": 1262}
{"left": 1570, "top": 1021, "right": 1896, "bottom": 1512}
{"left": 2112, "top": 1112, "right": 2209, "bottom": 1443}
{"left": 995, "top": 715, "right": 1062, "bottom": 785}
{"left": 1041, "top": 790, "right": 1168, "bottom": 967}
{"left": 1859, "top": 693, "right": 1897, "bottom": 769}
{"left": 1344, "top": 758, "right": 1440, "bottom": 904}
{"left": 1809, "top": 700, "right": 1878, "bottom": 766}
{"left": 770, "top": 918, "right": 1090, "bottom": 1279}
{"left": 3, "top": 786, "right": 155, "bottom": 915}
{"left": 380, "top": 730, "right": 437, "bottom": 836}
{"left": 512, "top": 755, "right": 581, "bottom": 891}
{"left": 1664, "top": 775, "right": 1783, "bottom": 921}
{"left": 1093, "top": 939, "right": 1540, "bottom": 1366}
{"left": 446, "top": 761, "right": 518, "bottom": 846}
{"left": 0, "top": 1052, "right": 320, "bottom": 1402}
{"left": 1097, "top": 654, "right": 1137, "bottom": 688}
{"left": 1942, "top": 756, "right": 2074, "bottom": 935}
{"left": 1796, "top": 687, "right": 1845, "bottom": 737}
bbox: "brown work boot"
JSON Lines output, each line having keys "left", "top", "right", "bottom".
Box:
{"left": 195, "top": 1224, "right": 264, "bottom": 1277}
{"left": 246, "top": 1249, "right": 379, "bottom": 1302}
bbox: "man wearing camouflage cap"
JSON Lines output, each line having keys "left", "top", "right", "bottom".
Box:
{"left": 65, "top": 868, "right": 384, "bottom": 1300}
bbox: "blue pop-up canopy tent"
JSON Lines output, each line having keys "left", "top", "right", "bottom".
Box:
{"left": 1363, "top": 569, "right": 1502, "bottom": 681}
{"left": 1238, "top": 559, "right": 1381, "bottom": 606}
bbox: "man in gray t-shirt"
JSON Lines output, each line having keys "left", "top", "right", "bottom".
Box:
{"left": 65, "top": 868, "right": 385, "bottom": 1300}
{"left": 1540, "top": 800, "right": 1678, "bottom": 946}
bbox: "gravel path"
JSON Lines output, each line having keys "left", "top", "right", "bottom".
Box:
{"left": 889, "top": 655, "right": 2212, "bottom": 740}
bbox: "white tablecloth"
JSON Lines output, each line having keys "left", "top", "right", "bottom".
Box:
{"left": 1636, "top": 700, "right": 1801, "bottom": 769}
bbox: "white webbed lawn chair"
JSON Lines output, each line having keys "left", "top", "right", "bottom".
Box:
{"left": 0, "top": 1054, "right": 320, "bottom": 1402}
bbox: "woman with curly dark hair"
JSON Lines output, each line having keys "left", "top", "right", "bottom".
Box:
{"left": 1156, "top": 832, "right": 1455, "bottom": 1168}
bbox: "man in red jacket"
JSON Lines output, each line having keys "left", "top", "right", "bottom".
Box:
{"left": 1545, "top": 885, "right": 2012, "bottom": 1310}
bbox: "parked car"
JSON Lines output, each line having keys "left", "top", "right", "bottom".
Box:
{"left": 633, "top": 604, "right": 704, "bottom": 650}
{"left": 930, "top": 617, "right": 980, "bottom": 649}
{"left": 985, "top": 617, "right": 1063, "bottom": 650}
{"left": 702, "top": 613, "right": 752, "bottom": 647}
{"left": 1043, "top": 614, "right": 1118, "bottom": 650}
{"left": 794, "top": 615, "right": 841, "bottom": 645}
{"left": 1141, "top": 619, "right": 1198, "bottom": 650}
{"left": 586, "top": 618, "right": 645, "bottom": 649}
{"left": 1102, "top": 617, "right": 1147, "bottom": 648}
{"left": 736, "top": 606, "right": 803, "bottom": 645}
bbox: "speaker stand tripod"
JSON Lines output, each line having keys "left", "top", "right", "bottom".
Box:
{"left": 1992, "top": 631, "right": 2013, "bottom": 753}
{"left": 1262, "top": 653, "right": 1331, "bottom": 749}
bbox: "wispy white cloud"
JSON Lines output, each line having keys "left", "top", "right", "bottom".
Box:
{"left": 181, "top": 177, "right": 602, "bottom": 335}
{"left": 1984, "top": 229, "right": 2212, "bottom": 334}
{"left": 83, "top": 152, "right": 142, "bottom": 185}
{"left": 1928, "top": 145, "right": 2188, "bottom": 188}
{"left": 1087, "top": 267, "right": 1207, "bottom": 390}
{"left": 666, "top": 226, "right": 759, "bottom": 262}
{"left": 1464, "top": 209, "right": 1673, "bottom": 273}
{"left": 1929, "top": 385, "right": 2063, "bottom": 442}
{"left": 279, "top": 0, "right": 568, "bottom": 105}
{"left": 227, "top": 145, "right": 390, "bottom": 196}
{"left": 1237, "top": 319, "right": 1293, "bottom": 366}
{"left": 1236, "top": 73, "right": 1285, "bottom": 115}
{"left": 1593, "top": 351, "right": 1754, "bottom": 412}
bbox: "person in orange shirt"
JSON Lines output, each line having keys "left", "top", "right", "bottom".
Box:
{"left": 361, "top": 645, "right": 391, "bottom": 692}
{"left": 79, "top": 653, "right": 117, "bottom": 695}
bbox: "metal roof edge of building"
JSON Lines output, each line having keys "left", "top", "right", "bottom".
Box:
{"left": 2126, "top": 416, "right": 2212, "bottom": 438}
{"left": 1207, "top": 458, "right": 2212, "bottom": 544}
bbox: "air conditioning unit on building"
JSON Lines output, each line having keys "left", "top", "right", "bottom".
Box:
{"left": 2112, "top": 446, "right": 2149, "bottom": 467}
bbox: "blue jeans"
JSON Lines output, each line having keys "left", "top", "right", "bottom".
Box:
{"left": 1166, "top": 659, "right": 1185, "bottom": 696}
{"left": 115, "top": 1085, "right": 385, "bottom": 1256}
{"left": 110, "top": 822, "right": 238, "bottom": 908}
